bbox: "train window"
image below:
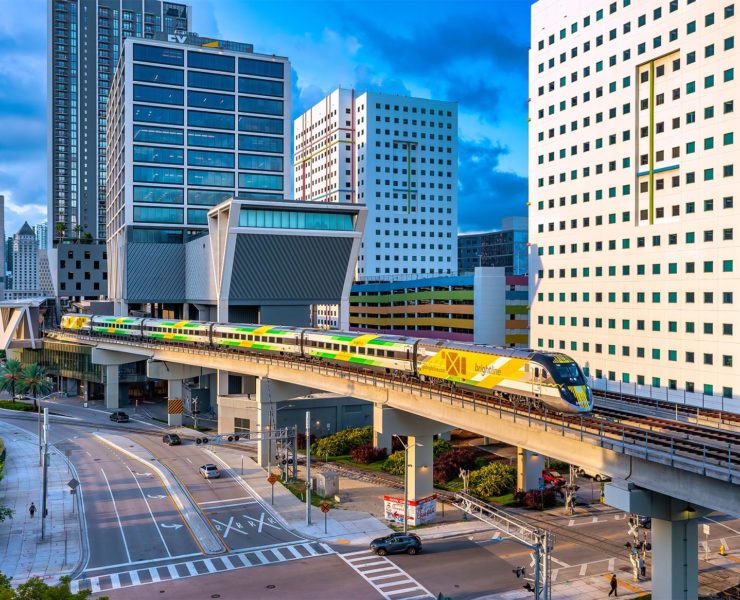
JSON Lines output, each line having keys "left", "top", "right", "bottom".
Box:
{"left": 542, "top": 370, "right": 549, "bottom": 379}
{"left": 534, "top": 367, "right": 539, "bottom": 378}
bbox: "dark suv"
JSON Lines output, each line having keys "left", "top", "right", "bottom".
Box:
{"left": 162, "top": 434, "right": 182, "bottom": 446}
{"left": 109, "top": 411, "right": 130, "bottom": 423}
{"left": 370, "top": 533, "right": 422, "bottom": 556}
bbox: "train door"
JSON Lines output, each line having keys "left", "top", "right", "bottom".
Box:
{"left": 532, "top": 366, "right": 542, "bottom": 397}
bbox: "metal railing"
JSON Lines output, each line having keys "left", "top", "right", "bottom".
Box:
{"left": 47, "top": 330, "right": 739, "bottom": 484}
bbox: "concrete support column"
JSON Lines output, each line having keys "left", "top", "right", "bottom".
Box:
{"left": 104, "top": 365, "right": 119, "bottom": 409}
{"left": 651, "top": 518, "right": 699, "bottom": 600}
{"left": 168, "top": 379, "right": 183, "bottom": 427}
{"left": 216, "top": 370, "right": 230, "bottom": 433}
{"left": 373, "top": 404, "right": 393, "bottom": 453}
{"left": 516, "top": 448, "right": 544, "bottom": 491}
{"left": 407, "top": 435, "right": 434, "bottom": 501}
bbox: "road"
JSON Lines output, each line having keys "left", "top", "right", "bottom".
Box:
{"left": 3, "top": 398, "right": 739, "bottom": 598}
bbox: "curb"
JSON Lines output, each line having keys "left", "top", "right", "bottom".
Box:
{"left": 93, "top": 433, "right": 225, "bottom": 555}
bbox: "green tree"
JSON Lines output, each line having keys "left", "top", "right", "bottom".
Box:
{"left": 18, "top": 364, "right": 52, "bottom": 410}
{"left": 0, "top": 574, "right": 97, "bottom": 599}
{"left": 72, "top": 225, "right": 83, "bottom": 244}
{"left": 0, "top": 359, "right": 23, "bottom": 401}
{"left": 0, "top": 508, "right": 12, "bottom": 523}
{"left": 469, "top": 462, "right": 516, "bottom": 499}
{"left": 54, "top": 222, "right": 66, "bottom": 242}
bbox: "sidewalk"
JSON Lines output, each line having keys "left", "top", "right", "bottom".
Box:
{"left": 484, "top": 573, "right": 650, "bottom": 599}
{"left": 0, "top": 421, "right": 83, "bottom": 584}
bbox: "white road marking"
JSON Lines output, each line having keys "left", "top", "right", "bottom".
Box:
{"left": 704, "top": 516, "right": 740, "bottom": 536}
{"left": 129, "top": 571, "right": 140, "bottom": 585}
{"left": 83, "top": 552, "right": 202, "bottom": 573}
{"left": 199, "top": 496, "right": 252, "bottom": 505}
{"left": 167, "top": 564, "right": 179, "bottom": 579}
{"left": 126, "top": 466, "right": 172, "bottom": 558}
{"left": 608, "top": 558, "right": 615, "bottom": 572}
{"left": 257, "top": 511, "right": 265, "bottom": 533}
{"left": 721, "top": 537, "right": 729, "bottom": 549}
{"left": 203, "top": 559, "right": 217, "bottom": 573}
{"left": 568, "top": 519, "right": 575, "bottom": 526}
{"left": 338, "top": 550, "right": 434, "bottom": 600}
{"left": 100, "top": 468, "right": 132, "bottom": 563}
{"left": 202, "top": 501, "right": 257, "bottom": 510}
{"left": 579, "top": 564, "right": 588, "bottom": 576}
{"left": 110, "top": 574, "right": 120, "bottom": 588}
{"left": 551, "top": 557, "right": 571, "bottom": 567}
{"left": 149, "top": 568, "right": 160, "bottom": 582}
{"left": 254, "top": 550, "right": 269, "bottom": 564}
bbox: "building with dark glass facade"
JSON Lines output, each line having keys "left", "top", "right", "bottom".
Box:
{"left": 458, "top": 216, "right": 528, "bottom": 275}
{"left": 48, "top": 0, "right": 191, "bottom": 299}
{"left": 106, "top": 34, "right": 292, "bottom": 315}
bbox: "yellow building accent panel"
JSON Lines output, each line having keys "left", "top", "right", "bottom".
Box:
{"left": 351, "top": 304, "right": 474, "bottom": 316}
{"left": 505, "top": 320, "right": 529, "bottom": 330}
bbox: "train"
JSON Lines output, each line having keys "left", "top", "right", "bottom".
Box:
{"left": 60, "top": 314, "right": 593, "bottom": 414}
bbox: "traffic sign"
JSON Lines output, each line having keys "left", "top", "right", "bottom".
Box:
{"left": 267, "top": 474, "right": 278, "bottom": 485}
{"left": 67, "top": 478, "right": 79, "bottom": 490}
{"left": 320, "top": 502, "right": 331, "bottom": 514}
{"left": 702, "top": 524, "right": 710, "bottom": 536}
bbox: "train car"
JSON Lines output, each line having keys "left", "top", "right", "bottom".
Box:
{"left": 142, "top": 319, "right": 210, "bottom": 344}
{"left": 91, "top": 316, "right": 144, "bottom": 337}
{"left": 211, "top": 323, "right": 302, "bottom": 355}
{"left": 302, "top": 330, "right": 417, "bottom": 373}
{"left": 416, "top": 342, "right": 592, "bottom": 413}
{"left": 60, "top": 314, "right": 92, "bottom": 332}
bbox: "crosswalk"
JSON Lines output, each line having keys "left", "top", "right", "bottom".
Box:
{"left": 70, "top": 541, "right": 332, "bottom": 594}
{"left": 339, "top": 549, "right": 434, "bottom": 600}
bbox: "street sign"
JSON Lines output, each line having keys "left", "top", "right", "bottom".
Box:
{"left": 69, "top": 489, "right": 77, "bottom": 495}
{"left": 703, "top": 524, "right": 710, "bottom": 536}
{"left": 267, "top": 474, "right": 278, "bottom": 485}
{"left": 320, "top": 502, "right": 331, "bottom": 514}
{"left": 67, "top": 478, "right": 79, "bottom": 490}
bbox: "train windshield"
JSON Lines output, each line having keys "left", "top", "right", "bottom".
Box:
{"left": 553, "top": 362, "right": 584, "bottom": 384}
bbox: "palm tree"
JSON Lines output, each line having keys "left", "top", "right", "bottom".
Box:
{"left": 18, "top": 364, "right": 52, "bottom": 410}
{"left": 73, "top": 224, "right": 84, "bottom": 243}
{"left": 55, "top": 221, "right": 66, "bottom": 242}
{"left": 0, "top": 359, "right": 23, "bottom": 401}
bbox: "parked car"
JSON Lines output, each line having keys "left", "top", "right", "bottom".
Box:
{"left": 199, "top": 464, "right": 221, "bottom": 479}
{"left": 369, "top": 533, "right": 422, "bottom": 556}
{"left": 542, "top": 469, "right": 566, "bottom": 487}
{"left": 109, "top": 411, "right": 130, "bottom": 423}
{"left": 638, "top": 516, "right": 652, "bottom": 529}
{"left": 162, "top": 434, "right": 182, "bottom": 446}
{"left": 575, "top": 466, "right": 612, "bottom": 482}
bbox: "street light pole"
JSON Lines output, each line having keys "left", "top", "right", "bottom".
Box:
{"left": 40, "top": 408, "right": 49, "bottom": 541}
{"left": 393, "top": 435, "right": 423, "bottom": 534}
{"left": 37, "top": 397, "right": 42, "bottom": 467}
{"left": 306, "top": 410, "right": 312, "bottom": 526}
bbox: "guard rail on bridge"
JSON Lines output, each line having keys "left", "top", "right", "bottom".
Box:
{"left": 47, "top": 331, "right": 740, "bottom": 490}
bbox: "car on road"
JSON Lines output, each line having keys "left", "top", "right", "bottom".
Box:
{"left": 109, "top": 411, "right": 130, "bottom": 423}
{"left": 199, "top": 464, "right": 221, "bottom": 479}
{"left": 542, "top": 469, "right": 566, "bottom": 487}
{"left": 369, "top": 533, "right": 422, "bottom": 556}
{"left": 162, "top": 433, "right": 182, "bottom": 446}
{"left": 638, "top": 516, "right": 651, "bottom": 529}
{"left": 575, "top": 466, "right": 612, "bottom": 482}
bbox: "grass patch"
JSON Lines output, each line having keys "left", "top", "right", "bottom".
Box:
{"left": 0, "top": 400, "right": 35, "bottom": 412}
{"left": 282, "top": 478, "right": 337, "bottom": 508}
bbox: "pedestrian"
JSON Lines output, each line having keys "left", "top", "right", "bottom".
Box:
{"left": 29, "top": 502, "right": 36, "bottom": 518}
{"left": 608, "top": 573, "right": 618, "bottom": 597}
{"left": 639, "top": 556, "right": 646, "bottom": 578}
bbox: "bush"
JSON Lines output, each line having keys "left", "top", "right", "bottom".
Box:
{"left": 470, "top": 462, "right": 516, "bottom": 498}
{"left": 382, "top": 450, "right": 406, "bottom": 476}
{"left": 433, "top": 448, "right": 478, "bottom": 484}
{"left": 312, "top": 426, "right": 373, "bottom": 458}
{"left": 515, "top": 488, "right": 558, "bottom": 510}
{"left": 351, "top": 443, "right": 387, "bottom": 464}
{"left": 432, "top": 438, "right": 453, "bottom": 458}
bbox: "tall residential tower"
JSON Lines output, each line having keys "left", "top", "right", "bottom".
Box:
{"left": 48, "top": 0, "right": 191, "bottom": 298}
{"left": 529, "top": 0, "right": 738, "bottom": 400}
{"left": 294, "top": 89, "right": 459, "bottom": 281}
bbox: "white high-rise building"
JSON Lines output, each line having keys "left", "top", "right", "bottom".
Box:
{"left": 294, "top": 89, "right": 459, "bottom": 282}
{"left": 7, "top": 222, "right": 40, "bottom": 299}
{"left": 529, "top": 0, "right": 739, "bottom": 401}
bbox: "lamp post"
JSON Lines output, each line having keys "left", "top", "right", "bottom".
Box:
{"left": 393, "top": 435, "right": 423, "bottom": 534}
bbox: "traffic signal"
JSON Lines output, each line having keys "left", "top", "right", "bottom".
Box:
{"left": 523, "top": 582, "right": 535, "bottom": 593}
{"left": 512, "top": 567, "right": 525, "bottom": 578}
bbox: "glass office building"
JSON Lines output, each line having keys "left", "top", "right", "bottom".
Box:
{"left": 48, "top": 1, "right": 190, "bottom": 298}
{"left": 106, "top": 33, "right": 291, "bottom": 310}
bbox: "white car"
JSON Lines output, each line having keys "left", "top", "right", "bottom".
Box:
{"left": 575, "top": 467, "right": 612, "bottom": 482}
{"left": 199, "top": 464, "right": 221, "bottom": 479}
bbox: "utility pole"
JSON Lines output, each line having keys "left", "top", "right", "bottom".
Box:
{"left": 193, "top": 395, "right": 199, "bottom": 431}
{"left": 37, "top": 398, "right": 42, "bottom": 467}
{"left": 305, "top": 410, "right": 311, "bottom": 526}
{"left": 40, "top": 408, "right": 49, "bottom": 541}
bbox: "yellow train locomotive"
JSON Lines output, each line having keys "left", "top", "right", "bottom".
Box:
{"left": 60, "top": 315, "right": 592, "bottom": 414}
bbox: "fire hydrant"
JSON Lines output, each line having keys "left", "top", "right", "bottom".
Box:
{"left": 719, "top": 544, "right": 727, "bottom": 556}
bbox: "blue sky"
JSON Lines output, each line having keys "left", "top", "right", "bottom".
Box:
{"left": 0, "top": 0, "right": 531, "bottom": 236}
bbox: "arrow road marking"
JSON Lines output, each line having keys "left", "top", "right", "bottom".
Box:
{"left": 147, "top": 495, "right": 166, "bottom": 500}
{"left": 132, "top": 472, "right": 152, "bottom": 477}
{"left": 160, "top": 524, "right": 183, "bottom": 530}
